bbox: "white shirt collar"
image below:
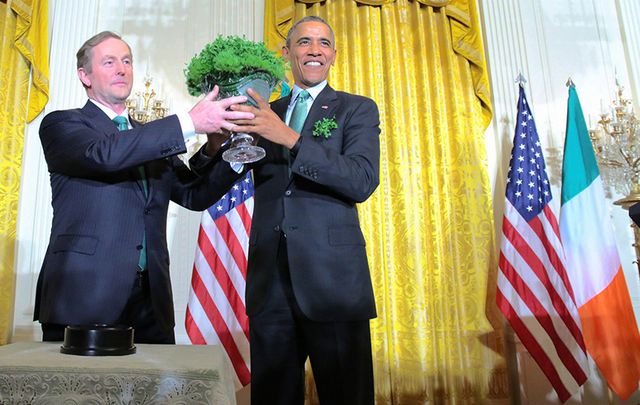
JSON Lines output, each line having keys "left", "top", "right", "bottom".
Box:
{"left": 290, "top": 80, "right": 328, "bottom": 106}
{"left": 89, "top": 99, "right": 130, "bottom": 124}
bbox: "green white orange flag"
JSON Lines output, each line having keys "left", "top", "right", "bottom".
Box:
{"left": 560, "top": 84, "right": 640, "bottom": 399}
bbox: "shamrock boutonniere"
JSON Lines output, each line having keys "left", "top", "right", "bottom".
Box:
{"left": 312, "top": 116, "right": 338, "bottom": 139}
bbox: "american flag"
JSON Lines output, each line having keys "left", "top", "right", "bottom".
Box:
{"left": 496, "top": 86, "right": 588, "bottom": 402}
{"left": 186, "top": 171, "right": 253, "bottom": 387}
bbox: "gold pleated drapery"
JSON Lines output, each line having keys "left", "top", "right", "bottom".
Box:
{"left": 0, "top": 0, "right": 49, "bottom": 345}
{"left": 265, "top": 0, "right": 508, "bottom": 403}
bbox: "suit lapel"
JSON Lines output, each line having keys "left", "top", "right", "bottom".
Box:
{"left": 271, "top": 86, "right": 339, "bottom": 185}
{"left": 270, "top": 96, "right": 292, "bottom": 172}
{"left": 82, "top": 101, "right": 117, "bottom": 133}
{"left": 83, "top": 101, "right": 149, "bottom": 202}
{"left": 303, "top": 85, "right": 339, "bottom": 136}
{"left": 272, "top": 95, "right": 290, "bottom": 121}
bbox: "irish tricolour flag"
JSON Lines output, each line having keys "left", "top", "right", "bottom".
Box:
{"left": 560, "top": 85, "right": 640, "bottom": 399}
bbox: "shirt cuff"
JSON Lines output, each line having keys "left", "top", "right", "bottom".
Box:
{"left": 231, "top": 163, "right": 244, "bottom": 173}
{"left": 176, "top": 111, "right": 196, "bottom": 142}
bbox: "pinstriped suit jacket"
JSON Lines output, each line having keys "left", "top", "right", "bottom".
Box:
{"left": 34, "top": 101, "right": 242, "bottom": 330}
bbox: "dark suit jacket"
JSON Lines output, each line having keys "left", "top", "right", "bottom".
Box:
{"left": 246, "top": 85, "right": 380, "bottom": 322}
{"left": 630, "top": 202, "right": 640, "bottom": 226}
{"left": 34, "top": 101, "right": 242, "bottom": 330}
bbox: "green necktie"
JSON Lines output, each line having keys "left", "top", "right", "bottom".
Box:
{"left": 288, "top": 90, "right": 311, "bottom": 133}
{"left": 113, "top": 116, "right": 147, "bottom": 271}
{"left": 287, "top": 91, "right": 311, "bottom": 176}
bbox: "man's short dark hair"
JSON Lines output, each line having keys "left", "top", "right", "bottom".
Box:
{"left": 285, "top": 16, "right": 335, "bottom": 49}
{"left": 76, "top": 31, "right": 131, "bottom": 72}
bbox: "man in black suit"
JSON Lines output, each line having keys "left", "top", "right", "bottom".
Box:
{"left": 34, "top": 31, "right": 253, "bottom": 344}
{"left": 232, "top": 16, "right": 380, "bottom": 405}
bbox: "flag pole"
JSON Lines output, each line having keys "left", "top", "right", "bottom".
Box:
{"left": 566, "top": 77, "right": 575, "bottom": 88}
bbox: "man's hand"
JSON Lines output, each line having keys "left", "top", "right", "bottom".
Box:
{"left": 189, "top": 85, "right": 255, "bottom": 134}
{"left": 204, "top": 131, "right": 231, "bottom": 156}
{"left": 231, "top": 88, "right": 299, "bottom": 149}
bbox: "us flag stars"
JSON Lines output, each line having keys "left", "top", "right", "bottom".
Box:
{"left": 505, "top": 91, "right": 553, "bottom": 221}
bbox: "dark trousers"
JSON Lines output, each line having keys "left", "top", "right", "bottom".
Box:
{"left": 249, "top": 235, "right": 374, "bottom": 405}
{"left": 42, "top": 271, "right": 174, "bottom": 344}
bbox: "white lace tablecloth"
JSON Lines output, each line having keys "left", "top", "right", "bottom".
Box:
{"left": 0, "top": 342, "right": 236, "bottom": 404}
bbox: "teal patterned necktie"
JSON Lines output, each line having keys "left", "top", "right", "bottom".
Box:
{"left": 287, "top": 91, "right": 311, "bottom": 176}
{"left": 113, "top": 116, "right": 147, "bottom": 271}
{"left": 112, "top": 115, "right": 128, "bottom": 131}
{"left": 288, "top": 90, "right": 311, "bottom": 133}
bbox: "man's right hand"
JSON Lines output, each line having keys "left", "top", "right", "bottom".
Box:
{"left": 231, "top": 88, "right": 299, "bottom": 149}
{"left": 189, "top": 85, "right": 255, "bottom": 134}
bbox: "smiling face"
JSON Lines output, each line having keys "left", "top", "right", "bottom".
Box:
{"left": 283, "top": 21, "right": 336, "bottom": 89}
{"left": 77, "top": 37, "right": 133, "bottom": 113}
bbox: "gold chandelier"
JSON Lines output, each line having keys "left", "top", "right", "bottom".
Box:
{"left": 589, "top": 81, "right": 640, "bottom": 269}
{"left": 125, "top": 75, "right": 168, "bottom": 124}
{"left": 589, "top": 82, "right": 640, "bottom": 206}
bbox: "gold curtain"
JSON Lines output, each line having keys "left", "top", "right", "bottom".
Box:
{"left": 265, "top": 0, "right": 507, "bottom": 403}
{"left": 0, "top": 0, "right": 49, "bottom": 345}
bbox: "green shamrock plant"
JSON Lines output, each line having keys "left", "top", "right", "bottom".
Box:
{"left": 312, "top": 117, "right": 338, "bottom": 139}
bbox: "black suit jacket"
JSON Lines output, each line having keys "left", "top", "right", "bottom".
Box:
{"left": 246, "top": 85, "right": 380, "bottom": 322}
{"left": 34, "top": 101, "right": 242, "bottom": 330}
{"left": 630, "top": 202, "right": 640, "bottom": 226}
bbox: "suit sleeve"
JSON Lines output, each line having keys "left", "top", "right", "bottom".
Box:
{"left": 290, "top": 96, "right": 380, "bottom": 203}
{"left": 171, "top": 145, "right": 245, "bottom": 211}
{"left": 39, "top": 109, "right": 186, "bottom": 177}
{"left": 171, "top": 151, "right": 246, "bottom": 211}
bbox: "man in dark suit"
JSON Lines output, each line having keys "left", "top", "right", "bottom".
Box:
{"left": 232, "top": 16, "right": 380, "bottom": 405}
{"left": 34, "top": 31, "right": 253, "bottom": 344}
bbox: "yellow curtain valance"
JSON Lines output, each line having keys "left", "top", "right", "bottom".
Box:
{"left": 297, "top": 0, "right": 449, "bottom": 6}
{"left": 268, "top": 0, "right": 491, "bottom": 127}
{"left": 273, "top": 0, "right": 451, "bottom": 40}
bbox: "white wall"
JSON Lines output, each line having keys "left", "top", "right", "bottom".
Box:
{"left": 481, "top": 0, "right": 640, "bottom": 403}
